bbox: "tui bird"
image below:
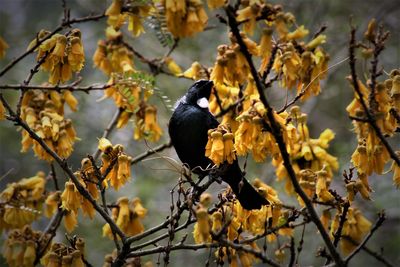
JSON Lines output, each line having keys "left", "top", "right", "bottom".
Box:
{"left": 168, "top": 80, "right": 268, "bottom": 210}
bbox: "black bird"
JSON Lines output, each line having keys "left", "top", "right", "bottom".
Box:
{"left": 168, "top": 80, "right": 268, "bottom": 210}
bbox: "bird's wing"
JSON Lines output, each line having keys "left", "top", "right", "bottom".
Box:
{"left": 169, "top": 104, "right": 218, "bottom": 170}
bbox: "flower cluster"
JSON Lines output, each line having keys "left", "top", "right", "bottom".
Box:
{"left": 93, "top": 28, "right": 135, "bottom": 76}
{"left": 2, "top": 225, "right": 46, "bottom": 267}
{"left": 20, "top": 89, "right": 78, "bottom": 161}
{"left": 181, "top": 61, "right": 208, "bottom": 80}
{"left": 329, "top": 207, "right": 372, "bottom": 255}
{"left": 193, "top": 180, "right": 293, "bottom": 265}
{"left": 40, "top": 238, "right": 86, "bottom": 267}
{"left": 205, "top": 124, "right": 236, "bottom": 166}
{"left": 162, "top": 0, "right": 208, "bottom": 38}
{"left": 233, "top": 99, "right": 279, "bottom": 161}
{"left": 60, "top": 183, "right": 80, "bottom": 233}
{"left": 29, "top": 29, "right": 85, "bottom": 84}
{"left": 134, "top": 103, "right": 163, "bottom": 142}
{"left": 236, "top": 0, "right": 270, "bottom": 35}
{"left": 0, "top": 35, "right": 8, "bottom": 59}
{"left": 106, "top": 0, "right": 154, "bottom": 37}
{"left": 0, "top": 172, "right": 46, "bottom": 230}
{"left": 273, "top": 106, "right": 338, "bottom": 197}
{"left": 104, "top": 73, "right": 163, "bottom": 142}
{"left": 272, "top": 39, "right": 328, "bottom": 100}
{"left": 348, "top": 70, "right": 400, "bottom": 188}
{"left": 98, "top": 138, "right": 133, "bottom": 191}
{"left": 210, "top": 39, "right": 254, "bottom": 87}
{"left": 103, "top": 196, "right": 147, "bottom": 239}
{"left": 58, "top": 152, "right": 130, "bottom": 233}
{"left": 345, "top": 173, "right": 371, "bottom": 202}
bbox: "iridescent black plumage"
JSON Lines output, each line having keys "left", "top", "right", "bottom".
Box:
{"left": 168, "top": 80, "right": 268, "bottom": 210}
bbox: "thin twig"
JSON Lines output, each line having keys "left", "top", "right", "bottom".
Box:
{"left": 333, "top": 201, "right": 350, "bottom": 247}
{"left": 288, "top": 237, "right": 296, "bottom": 267}
{"left": 93, "top": 108, "right": 123, "bottom": 160}
{"left": 0, "top": 82, "right": 112, "bottom": 92}
{"left": 343, "top": 236, "right": 394, "bottom": 267}
{"left": 35, "top": 209, "right": 66, "bottom": 264}
{"left": 325, "top": 201, "right": 350, "bottom": 265}
{"left": 130, "top": 141, "right": 172, "bottom": 165}
{"left": 0, "top": 94, "right": 126, "bottom": 241}
{"left": 0, "top": 12, "right": 105, "bottom": 78}
{"left": 261, "top": 44, "right": 279, "bottom": 84}
{"left": 50, "top": 163, "right": 60, "bottom": 191}
{"left": 16, "top": 51, "right": 50, "bottom": 117}
{"left": 348, "top": 27, "right": 400, "bottom": 166}
{"left": 278, "top": 56, "right": 349, "bottom": 113}
{"left": 344, "top": 211, "right": 386, "bottom": 264}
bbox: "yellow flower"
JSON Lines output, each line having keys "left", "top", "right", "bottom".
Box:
{"left": 286, "top": 25, "right": 309, "bottom": 40}
{"left": 51, "top": 35, "right": 67, "bottom": 62}
{"left": 117, "top": 154, "right": 131, "bottom": 184}
{"left": 207, "top": 0, "right": 225, "bottom": 9}
{"left": 68, "top": 36, "right": 85, "bottom": 71}
{"left": 390, "top": 153, "right": 400, "bottom": 188}
{"left": 98, "top": 137, "right": 113, "bottom": 153}
{"left": 182, "top": 61, "right": 204, "bottom": 80}
{"left": 211, "top": 211, "right": 222, "bottom": 233}
{"left": 345, "top": 181, "right": 357, "bottom": 202}
{"left": 0, "top": 101, "right": 7, "bottom": 120}
{"left": 61, "top": 181, "right": 82, "bottom": 213}
{"left": 315, "top": 170, "right": 334, "bottom": 202}
{"left": 93, "top": 40, "right": 112, "bottom": 75}
{"left": 259, "top": 28, "right": 273, "bottom": 73}
{"left": 116, "top": 197, "right": 130, "bottom": 230}
{"left": 210, "top": 56, "right": 227, "bottom": 85}
{"left": 205, "top": 130, "right": 224, "bottom": 165}
{"left": 321, "top": 209, "right": 331, "bottom": 230}
{"left": 223, "top": 132, "right": 236, "bottom": 164}
{"left": 165, "top": 0, "right": 208, "bottom": 38}
{"left": 236, "top": 2, "right": 262, "bottom": 35}
{"left": 306, "top": 35, "right": 327, "bottom": 50}
{"left": 45, "top": 191, "right": 61, "bottom": 217}
{"left": 81, "top": 198, "right": 96, "bottom": 219}
{"left": 64, "top": 210, "right": 78, "bottom": 233}
{"left": 134, "top": 105, "right": 163, "bottom": 142}
{"left": 103, "top": 197, "right": 147, "bottom": 239}
{"left": 335, "top": 208, "right": 371, "bottom": 255}
{"left": 106, "top": 0, "right": 122, "bottom": 17}
{"left": 193, "top": 207, "right": 211, "bottom": 244}
{"left": 200, "top": 193, "right": 212, "bottom": 207}
{"left": 32, "top": 30, "right": 84, "bottom": 84}
{"left": 0, "top": 36, "right": 9, "bottom": 58}
{"left": 351, "top": 141, "right": 369, "bottom": 175}
{"left": 165, "top": 57, "right": 183, "bottom": 76}
{"left": 234, "top": 118, "right": 254, "bottom": 156}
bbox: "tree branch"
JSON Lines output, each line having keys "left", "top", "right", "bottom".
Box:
{"left": 0, "top": 94, "right": 126, "bottom": 241}
{"left": 0, "top": 12, "right": 105, "bottom": 78}
{"left": 348, "top": 26, "right": 400, "bottom": 166}
{"left": 225, "top": 7, "right": 344, "bottom": 266}
{"left": 344, "top": 211, "right": 386, "bottom": 264}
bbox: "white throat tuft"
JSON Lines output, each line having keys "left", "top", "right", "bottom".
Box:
{"left": 197, "top": 97, "right": 209, "bottom": 109}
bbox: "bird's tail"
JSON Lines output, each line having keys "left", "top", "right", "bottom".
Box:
{"left": 220, "top": 162, "right": 269, "bottom": 210}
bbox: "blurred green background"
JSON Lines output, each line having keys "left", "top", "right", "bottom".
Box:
{"left": 0, "top": 0, "right": 399, "bottom": 266}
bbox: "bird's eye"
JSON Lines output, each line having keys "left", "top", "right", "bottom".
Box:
{"left": 196, "top": 97, "right": 209, "bottom": 109}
